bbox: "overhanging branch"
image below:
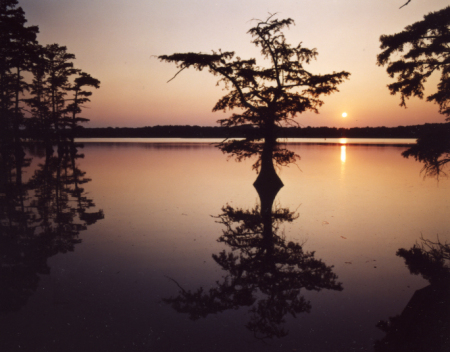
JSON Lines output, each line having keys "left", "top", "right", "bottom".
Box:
{"left": 399, "top": 0, "right": 411, "bottom": 9}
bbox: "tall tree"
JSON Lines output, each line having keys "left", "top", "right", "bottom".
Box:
{"left": 65, "top": 71, "right": 101, "bottom": 140}
{"left": 0, "top": 0, "right": 38, "bottom": 144}
{"left": 43, "top": 44, "right": 77, "bottom": 138}
{"left": 26, "top": 45, "right": 100, "bottom": 149}
{"left": 24, "top": 44, "right": 77, "bottom": 151}
{"left": 25, "top": 45, "right": 50, "bottom": 141}
{"left": 377, "top": 6, "right": 450, "bottom": 177}
{"left": 159, "top": 15, "right": 350, "bottom": 176}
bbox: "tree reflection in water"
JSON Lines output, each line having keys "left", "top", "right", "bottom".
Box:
{"left": 375, "top": 237, "right": 450, "bottom": 352}
{"left": 0, "top": 141, "right": 104, "bottom": 314}
{"left": 164, "top": 168, "right": 343, "bottom": 340}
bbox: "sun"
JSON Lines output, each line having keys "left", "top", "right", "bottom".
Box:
{"left": 342, "top": 112, "right": 347, "bottom": 118}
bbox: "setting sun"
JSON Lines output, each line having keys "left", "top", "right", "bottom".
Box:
{"left": 342, "top": 112, "right": 348, "bottom": 118}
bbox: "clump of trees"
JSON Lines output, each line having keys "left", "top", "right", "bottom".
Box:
{"left": 378, "top": 6, "right": 450, "bottom": 177}
{"left": 0, "top": 1, "right": 104, "bottom": 314}
{"left": 0, "top": 0, "right": 100, "bottom": 152}
{"left": 159, "top": 15, "right": 350, "bottom": 177}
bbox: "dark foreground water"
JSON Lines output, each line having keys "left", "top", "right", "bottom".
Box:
{"left": 1, "top": 140, "right": 449, "bottom": 351}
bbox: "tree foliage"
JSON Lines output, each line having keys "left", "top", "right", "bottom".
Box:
{"left": 66, "top": 72, "right": 100, "bottom": 132}
{"left": 159, "top": 15, "right": 350, "bottom": 170}
{"left": 377, "top": 6, "right": 450, "bottom": 118}
{"left": 378, "top": 6, "right": 450, "bottom": 177}
{"left": 0, "top": 1, "right": 100, "bottom": 150}
{"left": 0, "top": 0, "right": 38, "bottom": 142}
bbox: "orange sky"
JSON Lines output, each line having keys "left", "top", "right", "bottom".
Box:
{"left": 19, "top": 0, "right": 448, "bottom": 128}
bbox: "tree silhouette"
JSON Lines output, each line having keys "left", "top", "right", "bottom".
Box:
{"left": 377, "top": 7, "right": 450, "bottom": 117}
{"left": 159, "top": 15, "right": 350, "bottom": 174}
{"left": 24, "top": 44, "right": 101, "bottom": 150}
{"left": 163, "top": 170, "right": 342, "bottom": 339}
{"left": 65, "top": 72, "right": 100, "bottom": 141}
{"left": 377, "top": 6, "right": 450, "bottom": 177}
{"left": 0, "top": 0, "right": 38, "bottom": 145}
{"left": 0, "top": 2, "right": 101, "bottom": 148}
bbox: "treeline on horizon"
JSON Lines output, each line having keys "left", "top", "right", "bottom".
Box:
{"left": 75, "top": 122, "right": 450, "bottom": 139}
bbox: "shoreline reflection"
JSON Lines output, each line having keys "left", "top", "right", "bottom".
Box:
{"left": 375, "top": 237, "right": 450, "bottom": 351}
{"left": 0, "top": 141, "right": 104, "bottom": 314}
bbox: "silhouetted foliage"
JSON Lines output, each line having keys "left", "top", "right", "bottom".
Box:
{"left": 0, "top": 0, "right": 38, "bottom": 144}
{"left": 41, "top": 44, "right": 77, "bottom": 138}
{"left": 0, "top": 2, "right": 100, "bottom": 147}
{"left": 159, "top": 15, "right": 349, "bottom": 171}
{"left": 377, "top": 7, "right": 450, "bottom": 116}
{"left": 378, "top": 6, "right": 450, "bottom": 177}
{"left": 163, "top": 172, "right": 342, "bottom": 340}
{"left": 375, "top": 237, "right": 450, "bottom": 351}
{"left": 65, "top": 72, "right": 100, "bottom": 139}
{"left": 25, "top": 45, "right": 101, "bottom": 147}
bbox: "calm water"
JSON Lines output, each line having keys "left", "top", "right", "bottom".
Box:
{"left": 1, "top": 140, "right": 449, "bottom": 351}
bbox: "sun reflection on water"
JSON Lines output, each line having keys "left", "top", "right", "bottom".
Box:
{"left": 341, "top": 145, "right": 346, "bottom": 163}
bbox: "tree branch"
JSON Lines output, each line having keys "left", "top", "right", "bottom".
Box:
{"left": 167, "top": 67, "right": 186, "bottom": 83}
{"left": 399, "top": 0, "right": 411, "bottom": 9}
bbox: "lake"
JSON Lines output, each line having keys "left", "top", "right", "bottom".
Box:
{"left": 1, "top": 139, "right": 449, "bottom": 352}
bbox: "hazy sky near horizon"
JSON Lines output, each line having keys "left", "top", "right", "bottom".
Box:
{"left": 18, "top": 0, "right": 449, "bottom": 128}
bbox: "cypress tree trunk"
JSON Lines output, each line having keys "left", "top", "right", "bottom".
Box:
{"left": 253, "top": 117, "right": 283, "bottom": 215}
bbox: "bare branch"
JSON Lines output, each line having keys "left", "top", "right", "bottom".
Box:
{"left": 167, "top": 67, "right": 186, "bottom": 83}
{"left": 399, "top": 0, "right": 411, "bottom": 9}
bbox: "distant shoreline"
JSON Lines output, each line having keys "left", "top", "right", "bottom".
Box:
{"left": 77, "top": 123, "right": 450, "bottom": 139}
{"left": 76, "top": 137, "right": 416, "bottom": 147}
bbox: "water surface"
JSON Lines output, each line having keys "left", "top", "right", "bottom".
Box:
{"left": 1, "top": 141, "right": 448, "bottom": 351}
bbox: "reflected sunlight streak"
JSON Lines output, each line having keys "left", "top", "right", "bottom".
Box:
{"left": 341, "top": 145, "right": 347, "bottom": 163}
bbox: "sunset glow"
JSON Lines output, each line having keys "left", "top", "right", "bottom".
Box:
{"left": 17, "top": 0, "right": 448, "bottom": 128}
{"left": 4, "top": 1, "right": 450, "bottom": 349}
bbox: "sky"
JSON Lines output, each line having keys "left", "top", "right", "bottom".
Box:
{"left": 18, "top": 0, "right": 449, "bottom": 128}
